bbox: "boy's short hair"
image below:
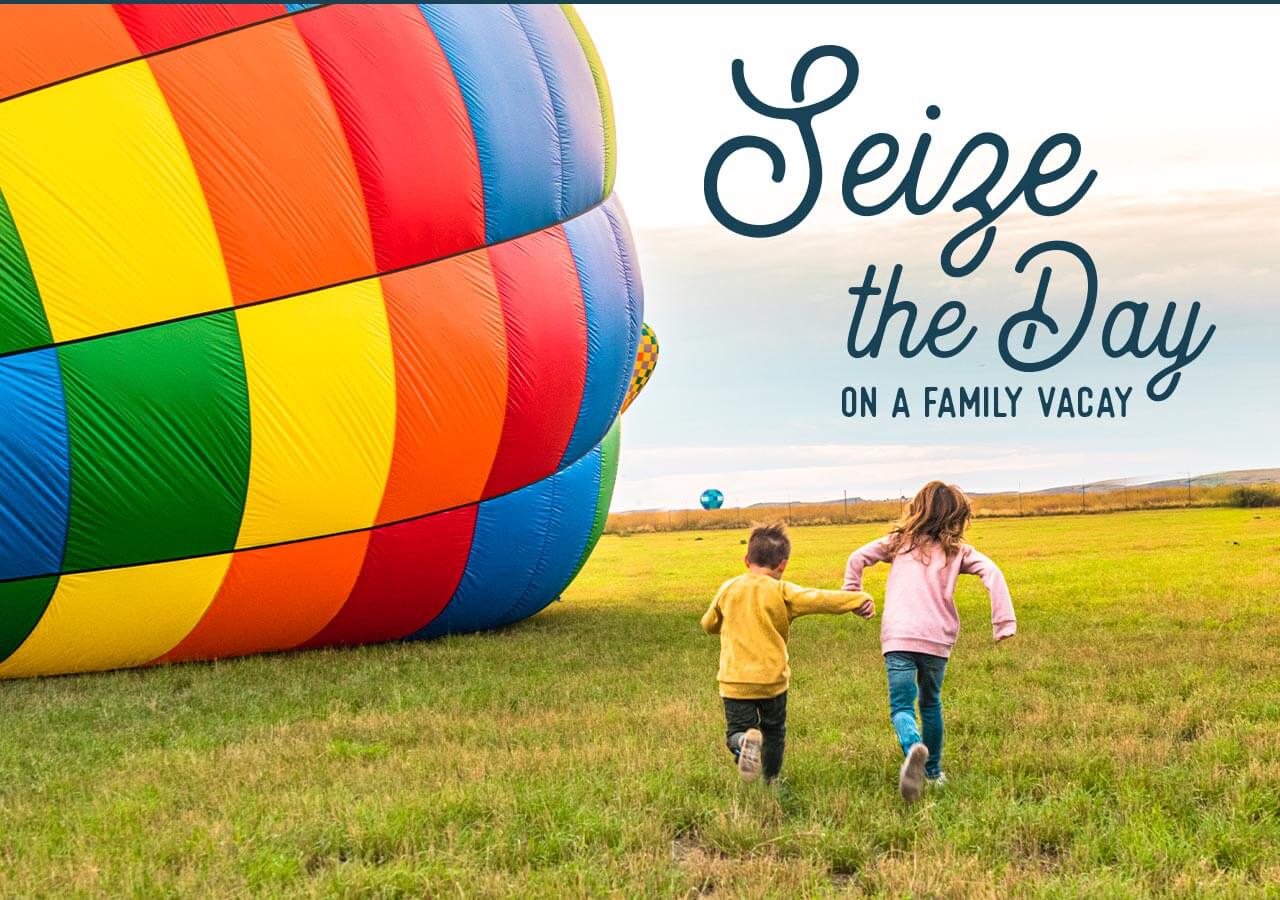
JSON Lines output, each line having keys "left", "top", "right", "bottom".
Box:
{"left": 747, "top": 523, "right": 790, "bottom": 569}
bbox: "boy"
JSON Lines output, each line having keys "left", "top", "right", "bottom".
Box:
{"left": 701, "top": 523, "right": 875, "bottom": 783}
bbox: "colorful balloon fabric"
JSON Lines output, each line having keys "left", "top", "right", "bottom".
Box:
{"left": 700, "top": 490, "right": 725, "bottom": 511}
{"left": 621, "top": 321, "right": 659, "bottom": 413}
{"left": 0, "top": 4, "right": 643, "bottom": 678}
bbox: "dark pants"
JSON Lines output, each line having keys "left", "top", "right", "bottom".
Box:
{"left": 885, "top": 651, "right": 948, "bottom": 780}
{"left": 723, "top": 692, "right": 787, "bottom": 780}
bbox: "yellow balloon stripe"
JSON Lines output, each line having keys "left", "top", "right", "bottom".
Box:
{"left": 0, "top": 61, "right": 231, "bottom": 344}
{"left": 234, "top": 280, "right": 397, "bottom": 549}
{"left": 0, "top": 555, "right": 231, "bottom": 678}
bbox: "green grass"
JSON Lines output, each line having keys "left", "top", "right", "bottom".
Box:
{"left": 2, "top": 508, "right": 1278, "bottom": 897}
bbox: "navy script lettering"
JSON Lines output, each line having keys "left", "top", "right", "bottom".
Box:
{"left": 703, "top": 46, "right": 1213, "bottom": 402}
{"left": 703, "top": 46, "right": 1096, "bottom": 276}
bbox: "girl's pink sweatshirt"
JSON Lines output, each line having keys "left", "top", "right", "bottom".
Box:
{"left": 843, "top": 537, "right": 1016, "bottom": 658}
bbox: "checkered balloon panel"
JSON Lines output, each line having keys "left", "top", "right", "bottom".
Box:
{"left": 621, "top": 321, "right": 658, "bottom": 413}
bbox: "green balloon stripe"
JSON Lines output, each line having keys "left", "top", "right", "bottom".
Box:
{"left": 569, "top": 416, "right": 620, "bottom": 581}
{"left": 0, "top": 188, "right": 52, "bottom": 355}
{"left": 57, "top": 312, "right": 251, "bottom": 572}
{"left": 0, "top": 575, "right": 57, "bottom": 663}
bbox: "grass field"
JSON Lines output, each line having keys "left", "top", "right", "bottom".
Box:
{"left": 2, "top": 508, "right": 1278, "bottom": 897}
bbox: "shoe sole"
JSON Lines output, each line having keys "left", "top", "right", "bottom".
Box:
{"left": 738, "top": 728, "right": 763, "bottom": 783}
{"left": 899, "top": 743, "right": 928, "bottom": 804}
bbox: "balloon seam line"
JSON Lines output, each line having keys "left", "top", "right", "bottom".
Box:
{"left": 0, "top": 249, "right": 624, "bottom": 591}
{"left": 0, "top": 6, "right": 328, "bottom": 107}
{"left": 0, "top": 196, "right": 611, "bottom": 363}
{"left": 0, "top": 407, "right": 622, "bottom": 587}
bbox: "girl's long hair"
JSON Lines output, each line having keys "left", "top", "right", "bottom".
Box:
{"left": 885, "top": 481, "right": 972, "bottom": 562}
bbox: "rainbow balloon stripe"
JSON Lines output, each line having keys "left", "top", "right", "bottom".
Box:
{"left": 0, "top": 4, "right": 642, "bottom": 677}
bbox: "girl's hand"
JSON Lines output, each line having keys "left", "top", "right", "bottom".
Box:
{"left": 854, "top": 598, "right": 875, "bottom": 618}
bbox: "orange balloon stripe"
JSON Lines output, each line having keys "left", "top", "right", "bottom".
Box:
{"left": 146, "top": 18, "right": 375, "bottom": 306}
{"left": 0, "top": 5, "right": 299, "bottom": 103}
{"left": 0, "top": 5, "right": 139, "bottom": 101}
{"left": 377, "top": 253, "right": 509, "bottom": 523}
{"left": 157, "top": 530, "right": 370, "bottom": 664}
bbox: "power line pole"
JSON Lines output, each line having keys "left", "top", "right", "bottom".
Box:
{"left": 843, "top": 490, "right": 848, "bottom": 522}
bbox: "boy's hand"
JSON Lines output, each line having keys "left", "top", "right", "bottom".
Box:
{"left": 854, "top": 597, "right": 875, "bottom": 618}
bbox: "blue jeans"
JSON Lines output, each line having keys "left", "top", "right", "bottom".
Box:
{"left": 885, "top": 651, "right": 948, "bottom": 779}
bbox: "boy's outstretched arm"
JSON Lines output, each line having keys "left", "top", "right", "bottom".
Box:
{"left": 961, "top": 545, "right": 1016, "bottom": 641}
{"left": 700, "top": 599, "right": 723, "bottom": 634}
{"left": 783, "top": 583, "right": 874, "bottom": 619}
{"left": 701, "top": 581, "right": 731, "bottom": 634}
{"left": 843, "top": 537, "right": 894, "bottom": 591}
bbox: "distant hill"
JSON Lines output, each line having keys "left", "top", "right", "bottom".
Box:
{"left": 1143, "top": 468, "right": 1280, "bottom": 488}
{"left": 1031, "top": 468, "right": 1280, "bottom": 496}
{"left": 1026, "top": 478, "right": 1142, "bottom": 496}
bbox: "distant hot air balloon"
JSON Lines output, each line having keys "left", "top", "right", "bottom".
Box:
{"left": 620, "top": 321, "right": 658, "bottom": 414}
{"left": 700, "top": 489, "right": 725, "bottom": 510}
{"left": 0, "top": 3, "right": 645, "bottom": 678}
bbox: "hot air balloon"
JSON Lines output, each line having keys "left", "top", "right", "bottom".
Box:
{"left": 620, "top": 321, "right": 658, "bottom": 414}
{"left": 0, "top": 4, "right": 645, "bottom": 677}
{"left": 700, "top": 489, "right": 725, "bottom": 511}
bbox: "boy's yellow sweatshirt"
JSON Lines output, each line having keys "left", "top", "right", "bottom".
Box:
{"left": 700, "top": 573, "right": 872, "bottom": 699}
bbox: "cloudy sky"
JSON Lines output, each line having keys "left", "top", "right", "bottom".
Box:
{"left": 579, "top": 5, "right": 1280, "bottom": 509}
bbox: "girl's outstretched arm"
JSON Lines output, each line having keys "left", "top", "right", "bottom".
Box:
{"left": 961, "top": 545, "right": 1017, "bottom": 640}
{"left": 843, "top": 537, "right": 894, "bottom": 591}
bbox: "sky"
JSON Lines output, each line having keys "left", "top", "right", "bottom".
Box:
{"left": 578, "top": 5, "right": 1280, "bottom": 510}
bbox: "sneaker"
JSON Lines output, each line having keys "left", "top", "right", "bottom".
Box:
{"left": 737, "top": 728, "right": 763, "bottom": 782}
{"left": 926, "top": 772, "right": 947, "bottom": 789}
{"left": 899, "top": 742, "right": 928, "bottom": 803}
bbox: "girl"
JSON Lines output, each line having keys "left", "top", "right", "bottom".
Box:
{"left": 843, "top": 481, "right": 1015, "bottom": 803}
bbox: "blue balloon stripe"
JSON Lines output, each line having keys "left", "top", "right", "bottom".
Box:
{"left": 414, "top": 437, "right": 604, "bottom": 639}
{"left": 0, "top": 350, "right": 70, "bottom": 580}
{"left": 510, "top": 4, "right": 606, "bottom": 218}
{"left": 493, "top": 443, "right": 600, "bottom": 627}
{"left": 419, "top": 4, "right": 559, "bottom": 245}
{"left": 560, "top": 207, "right": 632, "bottom": 466}
{"left": 601, "top": 196, "right": 645, "bottom": 396}
{"left": 413, "top": 474, "right": 552, "bottom": 638}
